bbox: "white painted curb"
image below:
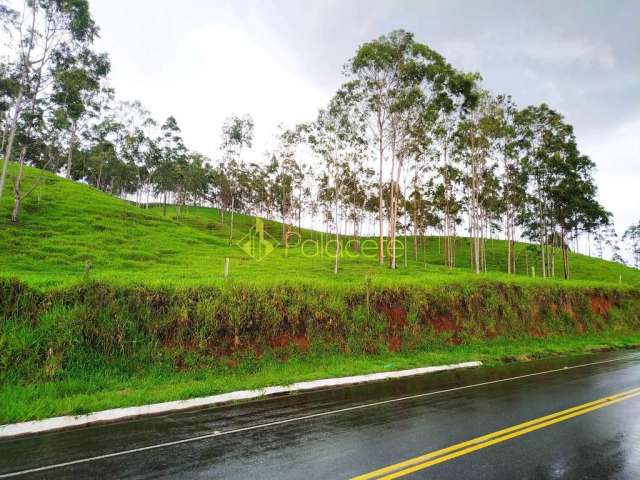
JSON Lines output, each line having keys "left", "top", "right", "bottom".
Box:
{"left": 0, "top": 360, "right": 481, "bottom": 439}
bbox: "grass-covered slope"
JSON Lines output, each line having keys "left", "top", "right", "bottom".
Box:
{"left": 2, "top": 164, "right": 640, "bottom": 423}
{"left": 2, "top": 163, "right": 639, "bottom": 289}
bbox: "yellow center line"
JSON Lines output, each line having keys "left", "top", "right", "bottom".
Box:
{"left": 352, "top": 386, "right": 640, "bottom": 480}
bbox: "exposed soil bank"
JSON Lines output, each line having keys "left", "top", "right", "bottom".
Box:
{"left": 2, "top": 278, "right": 640, "bottom": 385}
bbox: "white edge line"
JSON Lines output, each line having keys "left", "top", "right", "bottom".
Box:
{"left": 0, "top": 361, "right": 482, "bottom": 439}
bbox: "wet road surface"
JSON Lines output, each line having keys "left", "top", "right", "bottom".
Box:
{"left": 1, "top": 350, "right": 640, "bottom": 479}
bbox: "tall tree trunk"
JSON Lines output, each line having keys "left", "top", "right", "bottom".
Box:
{"left": 403, "top": 205, "right": 408, "bottom": 268}
{"left": 511, "top": 226, "right": 516, "bottom": 274}
{"left": 412, "top": 163, "right": 419, "bottom": 262}
{"left": 442, "top": 143, "right": 454, "bottom": 269}
{"left": 297, "top": 190, "right": 302, "bottom": 233}
{"left": 561, "top": 230, "right": 570, "bottom": 280}
{"left": 176, "top": 185, "right": 182, "bottom": 218}
{"left": 377, "top": 112, "right": 385, "bottom": 266}
{"left": 540, "top": 224, "right": 547, "bottom": 279}
{"left": 423, "top": 232, "right": 428, "bottom": 266}
{"left": 333, "top": 169, "right": 341, "bottom": 275}
{"left": 4, "top": 7, "right": 46, "bottom": 221}
{"left": 412, "top": 220, "right": 418, "bottom": 262}
{"left": 0, "top": 13, "right": 33, "bottom": 209}
{"left": 0, "top": 86, "right": 25, "bottom": 206}
{"left": 228, "top": 195, "right": 235, "bottom": 246}
{"left": 388, "top": 124, "right": 397, "bottom": 269}
{"left": 66, "top": 121, "right": 77, "bottom": 179}
{"left": 11, "top": 147, "right": 27, "bottom": 223}
{"left": 507, "top": 219, "right": 512, "bottom": 275}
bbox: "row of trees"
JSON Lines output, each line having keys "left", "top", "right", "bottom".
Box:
{"left": 0, "top": 5, "right": 635, "bottom": 277}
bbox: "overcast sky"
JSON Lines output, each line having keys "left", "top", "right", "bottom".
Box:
{"left": 91, "top": 0, "right": 639, "bottom": 237}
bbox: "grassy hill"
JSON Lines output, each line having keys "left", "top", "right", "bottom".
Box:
{"left": 2, "top": 163, "right": 639, "bottom": 289}
{"left": 2, "top": 164, "right": 640, "bottom": 423}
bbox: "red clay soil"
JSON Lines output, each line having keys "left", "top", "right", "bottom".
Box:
{"left": 427, "top": 314, "right": 463, "bottom": 344}
{"left": 590, "top": 296, "right": 614, "bottom": 317}
{"left": 388, "top": 336, "right": 403, "bottom": 352}
{"left": 529, "top": 307, "right": 546, "bottom": 338}
{"left": 484, "top": 327, "right": 499, "bottom": 339}
{"left": 561, "top": 302, "right": 589, "bottom": 333}
{"left": 162, "top": 334, "right": 198, "bottom": 352}
{"left": 378, "top": 304, "right": 407, "bottom": 351}
{"left": 268, "top": 332, "right": 309, "bottom": 352}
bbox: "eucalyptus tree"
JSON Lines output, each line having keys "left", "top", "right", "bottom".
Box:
{"left": 51, "top": 43, "right": 109, "bottom": 179}
{"left": 113, "top": 101, "right": 154, "bottom": 205}
{"left": 433, "top": 112, "right": 460, "bottom": 267}
{"left": 348, "top": 30, "right": 427, "bottom": 265}
{"left": 180, "top": 152, "right": 210, "bottom": 209}
{"left": 454, "top": 91, "right": 495, "bottom": 273}
{"left": 309, "top": 87, "right": 366, "bottom": 274}
{"left": 342, "top": 164, "right": 374, "bottom": 247}
{"left": 548, "top": 148, "right": 610, "bottom": 279}
{"left": 243, "top": 161, "right": 269, "bottom": 218}
{"left": 349, "top": 30, "right": 478, "bottom": 269}
{"left": 494, "top": 95, "right": 525, "bottom": 274}
{"left": 8, "top": 94, "right": 65, "bottom": 221}
{"left": 1, "top": 0, "right": 98, "bottom": 220}
{"left": 414, "top": 64, "right": 479, "bottom": 269}
{"left": 432, "top": 156, "right": 463, "bottom": 267}
{"left": 270, "top": 127, "right": 304, "bottom": 244}
{"left": 515, "top": 104, "right": 567, "bottom": 277}
{"left": 594, "top": 225, "right": 619, "bottom": 260}
{"left": 0, "top": 61, "right": 20, "bottom": 154}
{"left": 220, "top": 114, "right": 253, "bottom": 244}
{"left": 348, "top": 33, "right": 405, "bottom": 265}
{"left": 404, "top": 116, "right": 436, "bottom": 261}
{"left": 297, "top": 161, "right": 316, "bottom": 233}
{"left": 82, "top": 116, "right": 120, "bottom": 191}
{"left": 152, "top": 116, "right": 186, "bottom": 216}
{"left": 515, "top": 104, "right": 608, "bottom": 279}
{"left": 206, "top": 163, "right": 232, "bottom": 220}
{"left": 454, "top": 91, "right": 510, "bottom": 273}
{"left": 622, "top": 221, "right": 640, "bottom": 268}
{"left": 407, "top": 178, "right": 439, "bottom": 262}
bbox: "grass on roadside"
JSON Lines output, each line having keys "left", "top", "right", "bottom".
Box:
{"left": 1, "top": 332, "right": 639, "bottom": 424}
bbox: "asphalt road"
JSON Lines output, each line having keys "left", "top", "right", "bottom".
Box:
{"left": 2, "top": 350, "right": 640, "bottom": 479}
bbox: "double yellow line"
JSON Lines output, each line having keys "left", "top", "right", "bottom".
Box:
{"left": 352, "top": 386, "right": 640, "bottom": 480}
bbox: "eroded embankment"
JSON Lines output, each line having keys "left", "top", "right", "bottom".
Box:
{"left": 1, "top": 278, "right": 640, "bottom": 383}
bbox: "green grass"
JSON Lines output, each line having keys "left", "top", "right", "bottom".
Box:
{"left": 1, "top": 332, "right": 639, "bottom": 424}
{"left": 2, "top": 163, "right": 640, "bottom": 424}
{"left": 1, "top": 163, "right": 639, "bottom": 290}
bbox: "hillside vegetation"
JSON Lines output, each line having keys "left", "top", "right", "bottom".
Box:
{"left": 1, "top": 165, "right": 640, "bottom": 424}
{"left": 2, "top": 164, "right": 639, "bottom": 289}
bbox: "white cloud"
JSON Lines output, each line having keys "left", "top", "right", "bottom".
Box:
{"left": 526, "top": 37, "right": 615, "bottom": 68}
{"left": 173, "top": 24, "right": 327, "bottom": 159}
{"left": 96, "top": 15, "right": 328, "bottom": 163}
{"left": 439, "top": 40, "right": 483, "bottom": 71}
{"left": 581, "top": 117, "right": 640, "bottom": 232}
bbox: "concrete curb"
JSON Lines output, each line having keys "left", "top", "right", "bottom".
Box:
{"left": 0, "top": 360, "right": 481, "bottom": 439}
